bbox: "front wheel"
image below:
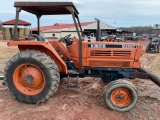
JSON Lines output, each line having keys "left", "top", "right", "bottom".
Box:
{"left": 4, "top": 50, "right": 60, "bottom": 104}
{"left": 103, "top": 80, "right": 138, "bottom": 112}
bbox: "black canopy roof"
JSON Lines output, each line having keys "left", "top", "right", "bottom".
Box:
{"left": 14, "top": 2, "right": 79, "bottom": 16}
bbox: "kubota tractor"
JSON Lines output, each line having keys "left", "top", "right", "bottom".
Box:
{"left": 4, "top": 1, "right": 160, "bottom": 112}
{"left": 146, "top": 36, "right": 160, "bottom": 53}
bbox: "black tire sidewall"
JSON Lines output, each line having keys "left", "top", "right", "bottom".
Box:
{"left": 146, "top": 46, "right": 149, "bottom": 52}
{"left": 104, "top": 83, "right": 138, "bottom": 112}
{"left": 157, "top": 46, "right": 159, "bottom": 53}
{"left": 6, "top": 57, "right": 53, "bottom": 103}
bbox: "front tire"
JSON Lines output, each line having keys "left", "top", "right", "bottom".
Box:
{"left": 4, "top": 50, "right": 60, "bottom": 104}
{"left": 103, "top": 80, "right": 138, "bottom": 112}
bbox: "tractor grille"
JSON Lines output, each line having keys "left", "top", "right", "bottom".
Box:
{"left": 113, "top": 51, "right": 131, "bottom": 57}
{"left": 90, "top": 50, "right": 111, "bottom": 56}
{"left": 90, "top": 50, "right": 131, "bottom": 57}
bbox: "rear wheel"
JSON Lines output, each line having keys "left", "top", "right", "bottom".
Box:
{"left": 156, "top": 46, "right": 159, "bottom": 53}
{"left": 146, "top": 45, "right": 149, "bottom": 53}
{"left": 103, "top": 79, "right": 138, "bottom": 112}
{"left": 4, "top": 50, "right": 60, "bottom": 103}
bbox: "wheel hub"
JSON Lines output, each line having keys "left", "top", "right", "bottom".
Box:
{"left": 27, "top": 75, "right": 34, "bottom": 83}
{"left": 118, "top": 94, "right": 124, "bottom": 100}
{"left": 13, "top": 63, "right": 46, "bottom": 95}
{"left": 111, "top": 88, "right": 131, "bottom": 107}
{"left": 20, "top": 66, "right": 44, "bottom": 89}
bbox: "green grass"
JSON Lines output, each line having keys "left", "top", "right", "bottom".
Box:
{"left": 0, "top": 76, "right": 4, "bottom": 80}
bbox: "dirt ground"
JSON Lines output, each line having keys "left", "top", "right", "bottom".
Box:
{"left": 0, "top": 40, "right": 160, "bottom": 120}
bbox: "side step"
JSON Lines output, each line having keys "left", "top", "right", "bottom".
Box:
{"left": 66, "top": 74, "right": 79, "bottom": 88}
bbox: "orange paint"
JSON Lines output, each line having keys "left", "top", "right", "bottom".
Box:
{"left": 48, "top": 40, "right": 71, "bottom": 60}
{"left": 151, "top": 42, "right": 157, "bottom": 45}
{"left": 8, "top": 36, "right": 142, "bottom": 74}
{"left": 111, "top": 88, "right": 131, "bottom": 107}
{"left": 8, "top": 40, "right": 67, "bottom": 73}
{"left": 13, "top": 63, "right": 45, "bottom": 96}
{"left": 68, "top": 37, "right": 142, "bottom": 68}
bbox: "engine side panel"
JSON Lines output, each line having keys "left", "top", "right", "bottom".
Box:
{"left": 69, "top": 38, "right": 142, "bottom": 68}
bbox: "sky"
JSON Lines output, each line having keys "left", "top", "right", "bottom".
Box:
{"left": 0, "top": 0, "right": 160, "bottom": 28}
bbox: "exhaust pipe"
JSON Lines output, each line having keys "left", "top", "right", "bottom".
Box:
{"left": 95, "top": 18, "right": 101, "bottom": 41}
{"left": 140, "top": 66, "right": 160, "bottom": 87}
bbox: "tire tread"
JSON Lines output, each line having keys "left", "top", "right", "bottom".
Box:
{"left": 4, "top": 50, "right": 60, "bottom": 104}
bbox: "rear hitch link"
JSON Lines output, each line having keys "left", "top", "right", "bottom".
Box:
{"left": 132, "top": 66, "right": 160, "bottom": 87}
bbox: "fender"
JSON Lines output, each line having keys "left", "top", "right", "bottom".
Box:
{"left": 8, "top": 40, "right": 68, "bottom": 73}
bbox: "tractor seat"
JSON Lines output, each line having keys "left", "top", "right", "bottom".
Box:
{"left": 36, "top": 35, "right": 46, "bottom": 42}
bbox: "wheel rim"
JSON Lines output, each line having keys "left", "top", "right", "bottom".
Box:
{"left": 13, "top": 63, "right": 45, "bottom": 96}
{"left": 111, "top": 88, "right": 131, "bottom": 107}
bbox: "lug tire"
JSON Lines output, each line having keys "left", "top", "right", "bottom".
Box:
{"left": 156, "top": 46, "right": 159, "bottom": 53}
{"left": 4, "top": 50, "right": 60, "bottom": 104}
{"left": 103, "top": 79, "right": 138, "bottom": 112}
{"left": 146, "top": 46, "right": 149, "bottom": 53}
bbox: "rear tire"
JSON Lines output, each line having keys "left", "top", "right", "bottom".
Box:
{"left": 146, "top": 45, "right": 149, "bottom": 53}
{"left": 4, "top": 50, "right": 60, "bottom": 104}
{"left": 156, "top": 46, "right": 159, "bottom": 53}
{"left": 103, "top": 79, "right": 138, "bottom": 112}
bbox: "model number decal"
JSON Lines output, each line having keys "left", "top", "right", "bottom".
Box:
{"left": 91, "top": 44, "right": 106, "bottom": 48}
{"left": 88, "top": 44, "right": 137, "bottom": 48}
{"left": 122, "top": 45, "right": 137, "bottom": 48}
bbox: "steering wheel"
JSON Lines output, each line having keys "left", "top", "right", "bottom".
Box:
{"left": 59, "top": 34, "right": 73, "bottom": 46}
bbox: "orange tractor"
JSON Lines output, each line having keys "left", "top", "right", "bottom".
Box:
{"left": 4, "top": 1, "right": 160, "bottom": 112}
